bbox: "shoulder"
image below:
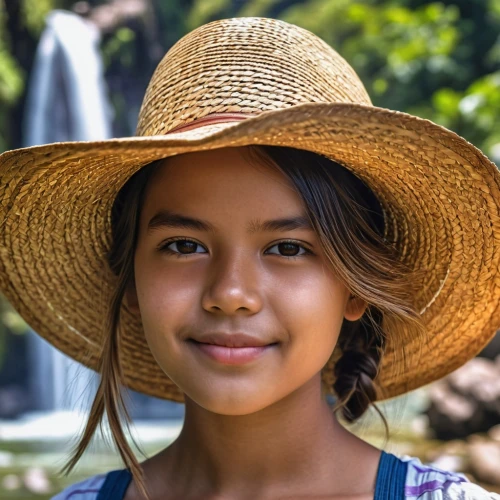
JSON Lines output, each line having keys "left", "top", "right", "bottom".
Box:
{"left": 401, "top": 454, "right": 500, "bottom": 499}
{"left": 50, "top": 472, "right": 107, "bottom": 499}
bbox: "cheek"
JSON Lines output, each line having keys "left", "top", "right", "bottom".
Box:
{"left": 270, "top": 267, "right": 347, "bottom": 369}
{"left": 134, "top": 256, "right": 202, "bottom": 348}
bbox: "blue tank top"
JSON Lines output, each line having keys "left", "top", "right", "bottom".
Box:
{"left": 96, "top": 449, "right": 407, "bottom": 499}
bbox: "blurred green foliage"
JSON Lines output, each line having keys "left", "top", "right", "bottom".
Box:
{"left": 21, "top": 0, "right": 55, "bottom": 35}
{"left": 187, "top": 0, "right": 232, "bottom": 30}
{"left": 102, "top": 26, "right": 136, "bottom": 67}
{"left": 0, "top": 1, "right": 24, "bottom": 151}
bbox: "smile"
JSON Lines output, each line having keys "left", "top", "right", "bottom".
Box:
{"left": 187, "top": 339, "right": 278, "bottom": 365}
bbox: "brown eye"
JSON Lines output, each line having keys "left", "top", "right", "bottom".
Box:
{"left": 266, "top": 241, "right": 311, "bottom": 258}
{"left": 161, "top": 239, "right": 206, "bottom": 255}
{"left": 176, "top": 240, "right": 198, "bottom": 253}
{"left": 279, "top": 242, "right": 300, "bottom": 256}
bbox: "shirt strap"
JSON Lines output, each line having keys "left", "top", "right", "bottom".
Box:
{"left": 96, "top": 469, "right": 132, "bottom": 500}
{"left": 374, "top": 450, "right": 408, "bottom": 500}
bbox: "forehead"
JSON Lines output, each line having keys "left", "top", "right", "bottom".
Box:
{"left": 141, "top": 147, "right": 305, "bottom": 219}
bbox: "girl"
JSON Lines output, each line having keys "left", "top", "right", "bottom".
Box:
{"left": 1, "top": 16, "right": 500, "bottom": 500}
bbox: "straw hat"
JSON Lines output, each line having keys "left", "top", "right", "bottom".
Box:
{"left": 1, "top": 17, "right": 500, "bottom": 403}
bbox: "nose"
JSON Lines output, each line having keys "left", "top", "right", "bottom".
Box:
{"left": 201, "top": 250, "right": 263, "bottom": 315}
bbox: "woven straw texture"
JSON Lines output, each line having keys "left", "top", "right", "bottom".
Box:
{"left": 1, "top": 17, "right": 500, "bottom": 402}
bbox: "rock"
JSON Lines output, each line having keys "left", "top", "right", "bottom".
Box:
{"left": 441, "top": 439, "right": 468, "bottom": 456}
{"left": 467, "top": 437, "right": 500, "bottom": 486}
{"left": 426, "top": 358, "right": 500, "bottom": 439}
{"left": 489, "top": 424, "right": 500, "bottom": 443}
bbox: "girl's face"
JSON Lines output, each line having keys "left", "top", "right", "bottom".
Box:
{"left": 128, "top": 146, "right": 367, "bottom": 415}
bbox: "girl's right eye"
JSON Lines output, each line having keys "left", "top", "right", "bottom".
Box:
{"left": 158, "top": 239, "right": 207, "bottom": 258}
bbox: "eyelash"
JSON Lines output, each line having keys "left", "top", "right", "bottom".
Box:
{"left": 157, "top": 238, "right": 314, "bottom": 260}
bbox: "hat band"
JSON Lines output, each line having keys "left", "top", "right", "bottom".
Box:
{"left": 165, "top": 112, "right": 256, "bottom": 134}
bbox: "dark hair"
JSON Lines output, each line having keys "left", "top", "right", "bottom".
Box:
{"left": 60, "top": 145, "right": 424, "bottom": 500}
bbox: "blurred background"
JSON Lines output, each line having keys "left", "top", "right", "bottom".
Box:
{"left": 0, "top": 0, "right": 500, "bottom": 498}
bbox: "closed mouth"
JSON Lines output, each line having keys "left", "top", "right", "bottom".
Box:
{"left": 188, "top": 339, "right": 279, "bottom": 348}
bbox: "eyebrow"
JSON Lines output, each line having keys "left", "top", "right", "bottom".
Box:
{"left": 147, "top": 209, "right": 314, "bottom": 234}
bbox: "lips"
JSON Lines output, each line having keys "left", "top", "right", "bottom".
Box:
{"left": 189, "top": 332, "right": 275, "bottom": 348}
{"left": 187, "top": 332, "right": 278, "bottom": 365}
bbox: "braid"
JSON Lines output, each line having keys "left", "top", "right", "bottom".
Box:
{"left": 333, "top": 307, "right": 387, "bottom": 426}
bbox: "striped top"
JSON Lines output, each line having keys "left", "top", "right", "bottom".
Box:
{"left": 51, "top": 452, "right": 500, "bottom": 499}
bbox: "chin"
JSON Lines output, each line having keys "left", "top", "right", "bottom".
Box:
{"left": 185, "top": 389, "right": 277, "bottom": 416}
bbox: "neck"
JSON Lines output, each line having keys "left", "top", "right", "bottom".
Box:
{"left": 154, "top": 375, "right": 381, "bottom": 498}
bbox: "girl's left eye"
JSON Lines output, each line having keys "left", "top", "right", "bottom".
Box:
{"left": 158, "top": 239, "right": 313, "bottom": 259}
{"left": 265, "top": 241, "right": 312, "bottom": 259}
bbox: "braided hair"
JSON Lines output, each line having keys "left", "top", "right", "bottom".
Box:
{"left": 334, "top": 308, "right": 385, "bottom": 424}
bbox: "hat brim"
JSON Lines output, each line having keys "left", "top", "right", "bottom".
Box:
{"left": 1, "top": 102, "right": 500, "bottom": 402}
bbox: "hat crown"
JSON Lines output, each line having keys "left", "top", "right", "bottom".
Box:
{"left": 136, "top": 17, "right": 372, "bottom": 136}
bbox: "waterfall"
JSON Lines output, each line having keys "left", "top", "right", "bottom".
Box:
{"left": 23, "top": 9, "right": 113, "bottom": 412}
{"left": 23, "top": 10, "right": 112, "bottom": 144}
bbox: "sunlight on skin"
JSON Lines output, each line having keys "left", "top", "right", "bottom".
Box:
{"left": 124, "top": 146, "right": 380, "bottom": 499}
{"left": 128, "top": 146, "right": 366, "bottom": 416}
